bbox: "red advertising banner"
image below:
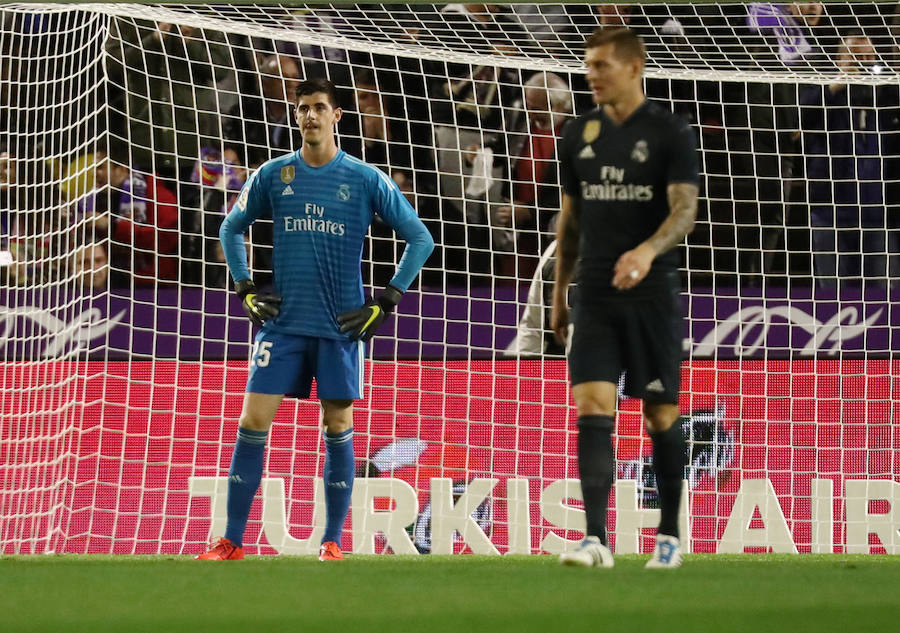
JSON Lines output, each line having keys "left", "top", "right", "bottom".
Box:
{"left": 1, "top": 360, "right": 898, "bottom": 554}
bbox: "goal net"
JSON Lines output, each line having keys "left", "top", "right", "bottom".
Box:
{"left": 1, "top": 2, "right": 898, "bottom": 555}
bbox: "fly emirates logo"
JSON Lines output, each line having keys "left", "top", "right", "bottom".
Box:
{"left": 581, "top": 166, "right": 653, "bottom": 202}
{"left": 284, "top": 203, "right": 346, "bottom": 236}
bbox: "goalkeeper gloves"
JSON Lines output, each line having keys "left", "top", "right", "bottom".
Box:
{"left": 235, "top": 279, "right": 282, "bottom": 328}
{"left": 337, "top": 285, "right": 403, "bottom": 342}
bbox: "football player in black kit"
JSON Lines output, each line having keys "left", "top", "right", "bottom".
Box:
{"left": 552, "top": 27, "right": 699, "bottom": 568}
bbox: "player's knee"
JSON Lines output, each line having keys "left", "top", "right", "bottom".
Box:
{"left": 238, "top": 412, "right": 274, "bottom": 432}
{"left": 323, "top": 418, "right": 353, "bottom": 434}
{"left": 321, "top": 399, "right": 353, "bottom": 434}
{"left": 573, "top": 394, "right": 616, "bottom": 417}
{"left": 572, "top": 382, "right": 617, "bottom": 417}
{"left": 643, "top": 403, "right": 680, "bottom": 432}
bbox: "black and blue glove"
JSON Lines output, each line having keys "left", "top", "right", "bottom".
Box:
{"left": 235, "top": 279, "right": 282, "bottom": 328}
{"left": 337, "top": 285, "right": 403, "bottom": 342}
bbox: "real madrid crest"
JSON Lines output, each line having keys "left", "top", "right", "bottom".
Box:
{"left": 582, "top": 119, "right": 601, "bottom": 144}
{"left": 281, "top": 165, "right": 295, "bottom": 184}
{"left": 338, "top": 184, "right": 351, "bottom": 201}
{"left": 631, "top": 140, "right": 649, "bottom": 163}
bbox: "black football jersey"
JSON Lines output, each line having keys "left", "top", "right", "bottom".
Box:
{"left": 559, "top": 100, "right": 699, "bottom": 300}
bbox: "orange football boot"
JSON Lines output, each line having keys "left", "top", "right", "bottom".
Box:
{"left": 195, "top": 537, "right": 244, "bottom": 560}
{"left": 318, "top": 541, "right": 344, "bottom": 561}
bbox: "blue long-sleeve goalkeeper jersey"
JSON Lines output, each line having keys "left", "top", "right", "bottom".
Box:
{"left": 219, "top": 149, "right": 434, "bottom": 339}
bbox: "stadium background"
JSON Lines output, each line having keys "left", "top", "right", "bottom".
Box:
{"left": 1, "top": 2, "right": 898, "bottom": 557}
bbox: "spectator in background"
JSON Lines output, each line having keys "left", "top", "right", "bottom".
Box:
{"left": 222, "top": 54, "right": 300, "bottom": 288}
{"left": 593, "top": 4, "right": 633, "bottom": 27}
{"left": 72, "top": 242, "right": 109, "bottom": 292}
{"left": 345, "top": 45, "right": 444, "bottom": 284}
{"left": 105, "top": 21, "right": 223, "bottom": 180}
{"left": 224, "top": 54, "right": 302, "bottom": 168}
{"left": 61, "top": 150, "right": 111, "bottom": 244}
{"left": 799, "top": 32, "right": 900, "bottom": 290}
{"left": 746, "top": 2, "right": 830, "bottom": 69}
{"left": 437, "top": 4, "right": 524, "bottom": 55}
{"left": 347, "top": 68, "right": 438, "bottom": 200}
{"left": 701, "top": 4, "right": 805, "bottom": 286}
{"left": 892, "top": 5, "right": 900, "bottom": 68}
{"left": 0, "top": 153, "right": 65, "bottom": 286}
{"left": 349, "top": 69, "right": 413, "bottom": 173}
{"left": 503, "top": 238, "right": 567, "bottom": 358}
{"left": 344, "top": 68, "right": 439, "bottom": 288}
{"left": 430, "top": 59, "right": 522, "bottom": 284}
{"left": 83, "top": 150, "right": 179, "bottom": 287}
{"left": 499, "top": 72, "right": 574, "bottom": 254}
{"left": 280, "top": 6, "right": 352, "bottom": 85}
{"left": 0, "top": 151, "right": 16, "bottom": 249}
{"left": 181, "top": 146, "right": 248, "bottom": 288}
{"left": 652, "top": 14, "right": 703, "bottom": 67}
{"left": 681, "top": 4, "right": 807, "bottom": 289}
{"left": 571, "top": 4, "right": 632, "bottom": 40}
{"left": 508, "top": 4, "right": 582, "bottom": 58}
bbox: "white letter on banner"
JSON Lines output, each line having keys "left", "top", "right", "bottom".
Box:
{"left": 845, "top": 480, "right": 900, "bottom": 554}
{"left": 260, "top": 477, "right": 324, "bottom": 554}
{"left": 614, "top": 479, "right": 691, "bottom": 554}
{"left": 539, "top": 479, "right": 586, "bottom": 555}
{"left": 505, "top": 478, "right": 532, "bottom": 555}
{"left": 188, "top": 476, "right": 229, "bottom": 542}
{"left": 717, "top": 478, "right": 798, "bottom": 553}
{"left": 810, "top": 478, "right": 834, "bottom": 553}
{"left": 430, "top": 477, "right": 499, "bottom": 555}
{"left": 187, "top": 476, "right": 324, "bottom": 554}
{"left": 351, "top": 478, "right": 418, "bottom": 555}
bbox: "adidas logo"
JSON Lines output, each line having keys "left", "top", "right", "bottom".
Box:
{"left": 645, "top": 379, "right": 665, "bottom": 393}
{"left": 328, "top": 481, "right": 349, "bottom": 489}
{"left": 228, "top": 474, "right": 245, "bottom": 484}
{"left": 282, "top": 185, "right": 294, "bottom": 196}
{"left": 578, "top": 145, "right": 596, "bottom": 159}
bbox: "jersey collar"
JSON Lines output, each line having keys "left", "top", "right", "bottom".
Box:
{"left": 296, "top": 148, "right": 345, "bottom": 172}
{"left": 600, "top": 99, "right": 650, "bottom": 129}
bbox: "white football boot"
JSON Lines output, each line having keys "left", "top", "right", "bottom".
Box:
{"left": 559, "top": 536, "right": 614, "bottom": 568}
{"left": 645, "top": 534, "right": 682, "bottom": 569}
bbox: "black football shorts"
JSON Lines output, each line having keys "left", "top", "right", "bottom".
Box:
{"left": 567, "top": 288, "right": 683, "bottom": 404}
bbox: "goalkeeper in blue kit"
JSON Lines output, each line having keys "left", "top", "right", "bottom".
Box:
{"left": 198, "top": 78, "right": 434, "bottom": 561}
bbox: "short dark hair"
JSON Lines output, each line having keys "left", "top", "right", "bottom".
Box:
{"left": 295, "top": 78, "right": 339, "bottom": 108}
{"left": 353, "top": 68, "right": 377, "bottom": 88}
{"left": 584, "top": 27, "right": 646, "bottom": 64}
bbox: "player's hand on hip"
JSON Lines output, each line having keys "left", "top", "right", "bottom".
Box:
{"left": 612, "top": 243, "right": 655, "bottom": 290}
{"left": 337, "top": 285, "right": 403, "bottom": 342}
{"left": 235, "top": 279, "right": 282, "bottom": 328}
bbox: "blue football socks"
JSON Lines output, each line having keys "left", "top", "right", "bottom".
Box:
{"left": 224, "top": 427, "right": 268, "bottom": 547}
{"left": 322, "top": 428, "right": 354, "bottom": 545}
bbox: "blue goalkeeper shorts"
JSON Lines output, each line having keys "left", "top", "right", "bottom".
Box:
{"left": 245, "top": 329, "right": 365, "bottom": 400}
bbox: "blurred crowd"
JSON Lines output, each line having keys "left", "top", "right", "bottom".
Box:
{"left": 0, "top": 3, "right": 898, "bottom": 293}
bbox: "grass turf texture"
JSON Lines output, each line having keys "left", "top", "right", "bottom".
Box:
{"left": 2, "top": 554, "right": 899, "bottom": 633}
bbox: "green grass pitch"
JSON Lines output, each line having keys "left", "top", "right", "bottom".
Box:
{"left": 2, "top": 554, "right": 899, "bottom": 633}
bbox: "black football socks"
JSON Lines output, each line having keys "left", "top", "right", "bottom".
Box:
{"left": 577, "top": 414, "right": 615, "bottom": 546}
{"left": 650, "top": 422, "right": 686, "bottom": 539}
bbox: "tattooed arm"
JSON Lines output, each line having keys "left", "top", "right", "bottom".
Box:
{"left": 612, "top": 182, "right": 698, "bottom": 290}
{"left": 648, "top": 182, "right": 699, "bottom": 255}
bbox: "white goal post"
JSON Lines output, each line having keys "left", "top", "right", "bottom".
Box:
{"left": 0, "top": 2, "right": 898, "bottom": 556}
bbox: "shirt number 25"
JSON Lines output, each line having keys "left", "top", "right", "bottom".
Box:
{"left": 251, "top": 340, "right": 274, "bottom": 367}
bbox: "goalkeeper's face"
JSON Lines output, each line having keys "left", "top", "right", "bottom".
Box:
{"left": 585, "top": 43, "right": 643, "bottom": 106}
{"left": 294, "top": 92, "right": 343, "bottom": 147}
